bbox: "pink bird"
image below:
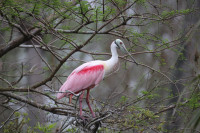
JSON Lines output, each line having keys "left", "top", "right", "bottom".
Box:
{"left": 57, "top": 39, "right": 137, "bottom": 118}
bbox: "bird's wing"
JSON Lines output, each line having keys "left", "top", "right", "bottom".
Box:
{"left": 57, "top": 63, "right": 105, "bottom": 99}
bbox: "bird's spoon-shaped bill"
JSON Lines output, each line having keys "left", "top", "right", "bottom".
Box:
{"left": 120, "top": 44, "right": 138, "bottom": 65}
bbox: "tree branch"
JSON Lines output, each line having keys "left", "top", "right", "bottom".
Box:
{"left": 0, "top": 28, "right": 41, "bottom": 58}
{"left": 0, "top": 92, "right": 75, "bottom": 116}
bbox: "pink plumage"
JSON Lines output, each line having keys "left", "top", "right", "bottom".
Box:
{"left": 57, "top": 61, "right": 105, "bottom": 118}
{"left": 57, "top": 62, "right": 104, "bottom": 99}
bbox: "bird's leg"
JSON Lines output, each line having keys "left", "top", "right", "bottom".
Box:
{"left": 69, "top": 94, "right": 73, "bottom": 104}
{"left": 79, "top": 91, "right": 85, "bottom": 117}
{"left": 86, "top": 89, "right": 95, "bottom": 118}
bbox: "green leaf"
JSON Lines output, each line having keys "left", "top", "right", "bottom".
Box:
{"left": 141, "top": 90, "right": 148, "bottom": 95}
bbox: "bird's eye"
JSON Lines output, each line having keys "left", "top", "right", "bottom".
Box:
{"left": 120, "top": 42, "right": 122, "bottom": 45}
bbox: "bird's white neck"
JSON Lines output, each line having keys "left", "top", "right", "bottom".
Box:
{"left": 104, "top": 42, "right": 119, "bottom": 76}
{"left": 110, "top": 42, "right": 118, "bottom": 60}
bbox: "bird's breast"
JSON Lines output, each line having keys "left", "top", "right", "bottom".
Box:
{"left": 104, "top": 61, "right": 120, "bottom": 76}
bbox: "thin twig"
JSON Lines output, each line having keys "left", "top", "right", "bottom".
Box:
{"left": 0, "top": 104, "right": 26, "bottom": 129}
{"left": 44, "top": 89, "right": 81, "bottom": 97}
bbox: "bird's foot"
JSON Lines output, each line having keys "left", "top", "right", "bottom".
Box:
{"left": 77, "top": 115, "right": 90, "bottom": 126}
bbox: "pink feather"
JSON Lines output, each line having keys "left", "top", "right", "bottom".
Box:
{"left": 57, "top": 62, "right": 104, "bottom": 99}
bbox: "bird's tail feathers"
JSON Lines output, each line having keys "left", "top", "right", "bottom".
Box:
{"left": 56, "top": 92, "right": 66, "bottom": 99}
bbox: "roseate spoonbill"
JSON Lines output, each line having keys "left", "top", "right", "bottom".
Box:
{"left": 57, "top": 39, "right": 137, "bottom": 118}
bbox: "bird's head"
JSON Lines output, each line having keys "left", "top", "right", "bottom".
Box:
{"left": 114, "top": 39, "right": 127, "bottom": 53}
{"left": 114, "top": 39, "right": 138, "bottom": 65}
